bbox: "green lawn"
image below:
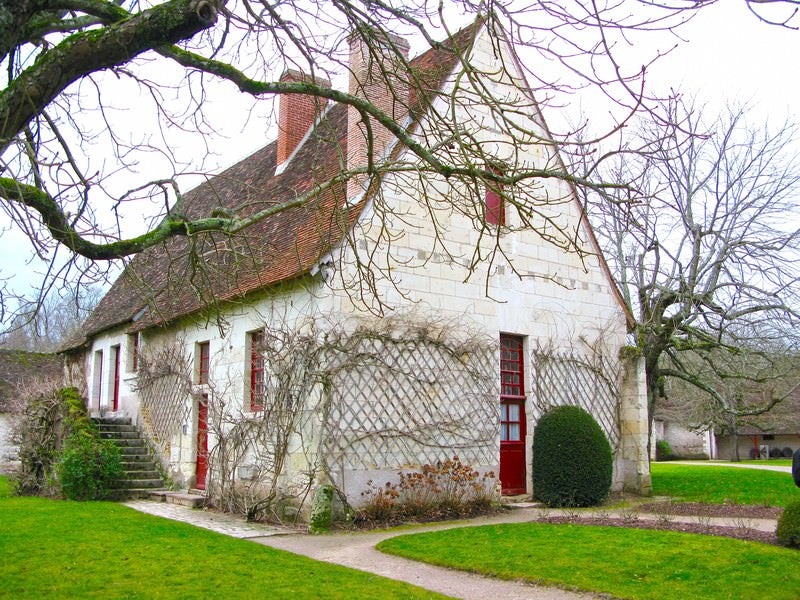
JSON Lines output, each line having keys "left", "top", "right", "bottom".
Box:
{"left": 0, "top": 476, "right": 444, "bottom": 599}
{"left": 378, "top": 522, "right": 800, "bottom": 600}
{"left": 651, "top": 463, "right": 800, "bottom": 506}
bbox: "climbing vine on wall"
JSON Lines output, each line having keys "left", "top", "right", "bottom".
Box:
{"left": 134, "top": 342, "right": 193, "bottom": 459}
{"left": 531, "top": 347, "right": 622, "bottom": 451}
{"left": 207, "top": 315, "right": 497, "bottom": 522}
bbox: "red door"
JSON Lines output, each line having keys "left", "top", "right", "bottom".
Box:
{"left": 195, "top": 396, "right": 208, "bottom": 490}
{"left": 500, "top": 335, "right": 527, "bottom": 495}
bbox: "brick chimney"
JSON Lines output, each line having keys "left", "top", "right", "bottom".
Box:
{"left": 347, "top": 31, "right": 411, "bottom": 200}
{"left": 276, "top": 69, "right": 331, "bottom": 168}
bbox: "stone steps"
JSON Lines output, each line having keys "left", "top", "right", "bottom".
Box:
{"left": 93, "top": 417, "right": 167, "bottom": 499}
{"left": 148, "top": 490, "right": 206, "bottom": 508}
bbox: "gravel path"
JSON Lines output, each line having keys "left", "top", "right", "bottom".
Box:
{"left": 254, "top": 521, "right": 596, "bottom": 600}
{"left": 674, "top": 460, "right": 792, "bottom": 473}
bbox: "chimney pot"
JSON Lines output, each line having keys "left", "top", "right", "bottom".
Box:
{"left": 277, "top": 69, "right": 331, "bottom": 167}
{"left": 347, "top": 31, "right": 411, "bottom": 200}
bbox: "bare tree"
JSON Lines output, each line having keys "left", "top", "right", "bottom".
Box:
{"left": 0, "top": 1, "right": 730, "bottom": 318}
{"left": 0, "top": 286, "right": 102, "bottom": 351}
{"left": 588, "top": 97, "right": 800, "bottom": 451}
{"left": 702, "top": 0, "right": 800, "bottom": 28}
{"left": 3, "top": 0, "right": 799, "bottom": 324}
{"left": 660, "top": 348, "right": 800, "bottom": 461}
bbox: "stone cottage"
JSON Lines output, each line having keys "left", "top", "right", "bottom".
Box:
{"left": 64, "top": 20, "right": 651, "bottom": 512}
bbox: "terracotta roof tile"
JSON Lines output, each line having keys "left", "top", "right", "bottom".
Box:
{"left": 77, "top": 22, "right": 480, "bottom": 342}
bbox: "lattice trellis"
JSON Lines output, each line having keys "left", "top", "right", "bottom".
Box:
{"left": 319, "top": 336, "right": 497, "bottom": 470}
{"left": 135, "top": 350, "right": 193, "bottom": 458}
{"left": 531, "top": 350, "right": 621, "bottom": 450}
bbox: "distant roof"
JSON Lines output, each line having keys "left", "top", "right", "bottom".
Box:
{"left": 72, "top": 22, "right": 481, "bottom": 346}
{"left": 658, "top": 376, "right": 800, "bottom": 436}
{"left": 0, "top": 350, "right": 63, "bottom": 411}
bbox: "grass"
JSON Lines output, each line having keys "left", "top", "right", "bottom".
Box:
{"left": 651, "top": 463, "right": 800, "bottom": 507}
{"left": 378, "top": 522, "right": 800, "bottom": 600}
{"left": 0, "top": 476, "right": 444, "bottom": 599}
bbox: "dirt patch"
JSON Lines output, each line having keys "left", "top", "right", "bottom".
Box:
{"left": 637, "top": 501, "right": 782, "bottom": 520}
{"left": 539, "top": 514, "right": 780, "bottom": 546}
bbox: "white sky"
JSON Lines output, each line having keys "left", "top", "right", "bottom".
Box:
{"left": 1, "top": 2, "right": 798, "bottom": 318}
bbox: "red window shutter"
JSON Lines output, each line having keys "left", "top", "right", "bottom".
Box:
{"left": 198, "top": 342, "right": 210, "bottom": 384}
{"left": 112, "top": 345, "right": 121, "bottom": 411}
{"left": 485, "top": 167, "right": 505, "bottom": 226}
{"left": 131, "top": 334, "right": 139, "bottom": 372}
{"left": 250, "top": 331, "right": 265, "bottom": 411}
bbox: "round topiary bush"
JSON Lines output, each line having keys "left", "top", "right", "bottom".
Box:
{"left": 777, "top": 500, "right": 800, "bottom": 548}
{"left": 532, "top": 405, "right": 613, "bottom": 507}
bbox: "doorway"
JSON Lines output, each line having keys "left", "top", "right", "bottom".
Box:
{"left": 499, "top": 335, "right": 526, "bottom": 495}
{"left": 195, "top": 395, "right": 208, "bottom": 490}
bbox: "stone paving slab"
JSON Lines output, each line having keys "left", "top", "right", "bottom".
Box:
{"left": 123, "top": 499, "right": 293, "bottom": 539}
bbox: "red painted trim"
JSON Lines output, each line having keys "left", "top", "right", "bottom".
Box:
{"left": 132, "top": 334, "right": 139, "bottom": 371}
{"left": 198, "top": 341, "right": 210, "bottom": 384}
{"left": 485, "top": 165, "right": 505, "bottom": 226}
{"left": 196, "top": 395, "right": 208, "bottom": 490}
{"left": 500, "top": 334, "right": 526, "bottom": 495}
{"left": 112, "top": 345, "right": 121, "bottom": 411}
{"left": 250, "top": 331, "right": 265, "bottom": 411}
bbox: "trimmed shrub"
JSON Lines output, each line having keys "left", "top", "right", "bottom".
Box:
{"left": 655, "top": 439, "right": 674, "bottom": 461}
{"left": 56, "top": 390, "right": 122, "bottom": 500}
{"left": 776, "top": 500, "right": 800, "bottom": 548}
{"left": 793, "top": 449, "right": 800, "bottom": 488}
{"left": 532, "top": 405, "right": 613, "bottom": 507}
{"left": 57, "top": 432, "right": 122, "bottom": 500}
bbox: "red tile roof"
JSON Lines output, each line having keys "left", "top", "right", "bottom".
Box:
{"left": 75, "top": 22, "right": 481, "bottom": 344}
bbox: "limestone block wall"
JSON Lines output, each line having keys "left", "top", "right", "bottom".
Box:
{"left": 660, "top": 422, "right": 711, "bottom": 460}
{"left": 618, "top": 357, "right": 652, "bottom": 494}
{"left": 326, "top": 24, "right": 648, "bottom": 496}
{"left": 82, "top": 326, "right": 140, "bottom": 419}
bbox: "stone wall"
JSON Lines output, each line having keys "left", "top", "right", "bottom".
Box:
{"left": 0, "top": 412, "right": 19, "bottom": 474}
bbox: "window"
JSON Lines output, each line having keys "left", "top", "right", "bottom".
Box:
{"left": 127, "top": 333, "right": 140, "bottom": 372}
{"left": 92, "top": 350, "right": 103, "bottom": 410}
{"left": 499, "top": 334, "right": 526, "bottom": 495}
{"left": 500, "top": 402, "right": 522, "bottom": 442}
{"left": 500, "top": 335, "right": 524, "bottom": 398}
{"left": 197, "top": 341, "right": 210, "bottom": 385}
{"left": 485, "top": 164, "right": 505, "bottom": 226}
{"left": 111, "top": 345, "right": 121, "bottom": 411}
{"left": 249, "top": 330, "right": 266, "bottom": 411}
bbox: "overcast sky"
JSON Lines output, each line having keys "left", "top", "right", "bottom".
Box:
{"left": 1, "top": 2, "right": 798, "bottom": 318}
